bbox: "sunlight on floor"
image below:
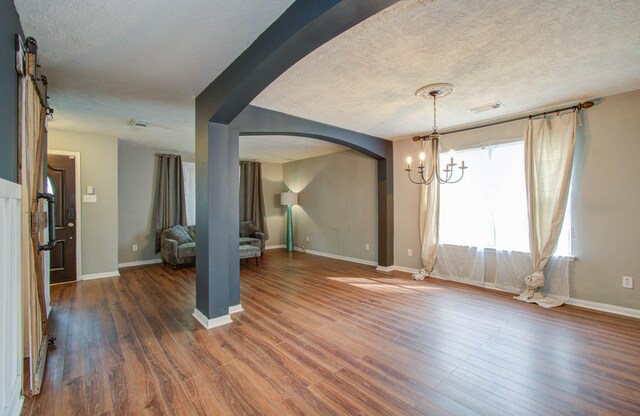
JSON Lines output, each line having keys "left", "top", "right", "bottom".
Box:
{"left": 326, "top": 276, "right": 443, "bottom": 293}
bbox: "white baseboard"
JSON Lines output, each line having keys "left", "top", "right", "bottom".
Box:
{"left": 566, "top": 298, "right": 640, "bottom": 319}
{"left": 229, "top": 304, "right": 244, "bottom": 314}
{"left": 294, "top": 247, "right": 377, "bottom": 266}
{"left": 376, "top": 265, "right": 394, "bottom": 272}
{"left": 265, "top": 245, "right": 285, "bottom": 250}
{"left": 192, "top": 308, "right": 232, "bottom": 329}
{"left": 118, "top": 258, "right": 162, "bottom": 268}
{"left": 81, "top": 271, "right": 120, "bottom": 281}
{"left": 380, "top": 264, "right": 639, "bottom": 319}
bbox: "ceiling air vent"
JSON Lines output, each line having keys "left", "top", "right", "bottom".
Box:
{"left": 129, "top": 119, "right": 149, "bottom": 128}
{"left": 469, "top": 102, "right": 504, "bottom": 114}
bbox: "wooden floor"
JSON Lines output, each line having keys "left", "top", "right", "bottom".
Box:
{"left": 22, "top": 250, "right": 640, "bottom": 416}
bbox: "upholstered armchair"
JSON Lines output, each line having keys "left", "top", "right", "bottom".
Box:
{"left": 239, "top": 221, "right": 265, "bottom": 254}
{"left": 161, "top": 225, "right": 196, "bottom": 267}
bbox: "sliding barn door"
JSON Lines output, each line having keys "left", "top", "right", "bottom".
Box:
{"left": 17, "top": 36, "right": 50, "bottom": 397}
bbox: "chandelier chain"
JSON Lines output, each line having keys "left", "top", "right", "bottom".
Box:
{"left": 432, "top": 94, "right": 437, "bottom": 132}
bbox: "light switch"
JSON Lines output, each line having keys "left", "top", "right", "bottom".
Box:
{"left": 87, "top": 185, "right": 94, "bottom": 194}
{"left": 83, "top": 195, "right": 97, "bottom": 203}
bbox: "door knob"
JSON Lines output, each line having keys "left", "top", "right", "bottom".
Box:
{"left": 68, "top": 222, "right": 74, "bottom": 227}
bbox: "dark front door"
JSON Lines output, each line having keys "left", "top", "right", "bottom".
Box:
{"left": 47, "top": 154, "right": 77, "bottom": 283}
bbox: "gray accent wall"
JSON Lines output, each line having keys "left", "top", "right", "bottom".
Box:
{"left": 48, "top": 130, "right": 119, "bottom": 276}
{"left": 283, "top": 150, "right": 378, "bottom": 263}
{"left": 393, "top": 89, "right": 640, "bottom": 310}
{"left": 118, "top": 142, "right": 160, "bottom": 265}
{"left": 0, "top": 0, "right": 22, "bottom": 182}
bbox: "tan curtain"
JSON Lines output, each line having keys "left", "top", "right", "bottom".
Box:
{"left": 516, "top": 112, "right": 576, "bottom": 307}
{"left": 155, "top": 154, "right": 187, "bottom": 252}
{"left": 414, "top": 139, "right": 439, "bottom": 281}
{"left": 239, "top": 161, "right": 269, "bottom": 239}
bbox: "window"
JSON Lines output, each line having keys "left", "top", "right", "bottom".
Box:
{"left": 182, "top": 162, "right": 196, "bottom": 225}
{"left": 439, "top": 141, "right": 571, "bottom": 255}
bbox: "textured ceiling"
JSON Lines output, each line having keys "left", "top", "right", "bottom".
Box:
{"left": 15, "top": 0, "right": 640, "bottom": 156}
{"left": 239, "top": 135, "right": 347, "bottom": 163}
{"left": 254, "top": 0, "right": 640, "bottom": 139}
{"left": 14, "top": 0, "right": 294, "bottom": 153}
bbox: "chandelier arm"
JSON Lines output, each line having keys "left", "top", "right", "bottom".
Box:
{"left": 445, "top": 168, "right": 466, "bottom": 184}
{"left": 437, "top": 167, "right": 453, "bottom": 184}
{"left": 423, "top": 139, "right": 438, "bottom": 184}
{"left": 433, "top": 137, "right": 449, "bottom": 184}
{"left": 421, "top": 165, "right": 436, "bottom": 185}
{"left": 407, "top": 170, "right": 427, "bottom": 185}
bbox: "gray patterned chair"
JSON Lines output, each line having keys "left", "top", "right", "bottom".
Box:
{"left": 239, "top": 221, "right": 265, "bottom": 254}
{"left": 161, "top": 225, "right": 196, "bottom": 267}
{"left": 161, "top": 222, "right": 265, "bottom": 267}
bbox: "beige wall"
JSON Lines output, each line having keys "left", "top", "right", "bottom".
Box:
{"left": 393, "top": 89, "right": 640, "bottom": 310}
{"left": 283, "top": 150, "right": 378, "bottom": 262}
{"left": 118, "top": 142, "right": 159, "bottom": 264}
{"left": 48, "top": 130, "right": 119, "bottom": 276}
{"left": 261, "top": 162, "right": 285, "bottom": 247}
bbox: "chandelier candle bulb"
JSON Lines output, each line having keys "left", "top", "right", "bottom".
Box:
{"left": 406, "top": 156, "right": 412, "bottom": 170}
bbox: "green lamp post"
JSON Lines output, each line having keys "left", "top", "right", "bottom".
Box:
{"left": 280, "top": 191, "right": 298, "bottom": 252}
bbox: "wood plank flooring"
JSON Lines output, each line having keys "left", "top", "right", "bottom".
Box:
{"left": 22, "top": 250, "right": 640, "bottom": 415}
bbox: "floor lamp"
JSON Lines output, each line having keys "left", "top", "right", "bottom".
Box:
{"left": 280, "top": 191, "right": 298, "bottom": 253}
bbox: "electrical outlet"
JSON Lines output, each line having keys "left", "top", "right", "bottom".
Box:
{"left": 622, "top": 276, "right": 633, "bottom": 289}
{"left": 305, "top": 235, "right": 310, "bottom": 242}
{"left": 365, "top": 243, "right": 370, "bottom": 250}
{"left": 408, "top": 248, "right": 413, "bottom": 256}
{"left": 132, "top": 244, "right": 138, "bottom": 252}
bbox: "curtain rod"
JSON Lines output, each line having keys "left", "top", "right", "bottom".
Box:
{"left": 413, "top": 100, "right": 594, "bottom": 141}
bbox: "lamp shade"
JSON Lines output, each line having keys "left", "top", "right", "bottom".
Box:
{"left": 280, "top": 192, "right": 298, "bottom": 206}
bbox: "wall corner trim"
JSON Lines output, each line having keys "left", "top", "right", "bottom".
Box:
{"left": 229, "top": 304, "right": 244, "bottom": 314}
{"left": 192, "top": 309, "right": 232, "bottom": 329}
{"left": 81, "top": 271, "right": 120, "bottom": 281}
{"left": 117, "top": 259, "right": 162, "bottom": 268}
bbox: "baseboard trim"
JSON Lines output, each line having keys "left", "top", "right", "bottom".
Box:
{"left": 566, "top": 298, "right": 640, "bottom": 319}
{"left": 265, "top": 245, "right": 285, "bottom": 250}
{"left": 294, "top": 247, "right": 377, "bottom": 266}
{"left": 118, "top": 258, "right": 162, "bottom": 268}
{"left": 381, "top": 264, "right": 639, "bottom": 319}
{"left": 192, "top": 309, "right": 232, "bottom": 329}
{"left": 229, "top": 304, "right": 244, "bottom": 314}
{"left": 376, "top": 265, "right": 394, "bottom": 272}
{"left": 82, "top": 271, "right": 120, "bottom": 281}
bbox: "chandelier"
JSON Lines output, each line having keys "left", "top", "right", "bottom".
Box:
{"left": 406, "top": 83, "right": 467, "bottom": 185}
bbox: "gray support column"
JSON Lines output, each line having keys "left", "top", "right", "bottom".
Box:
{"left": 193, "top": 1, "right": 401, "bottom": 328}
{"left": 228, "top": 128, "right": 241, "bottom": 308}
{"left": 194, "top": 122, "right": 234, "bottom": 328}
{"left": 377, "top": 159, "right": 394, "bottom": 267}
